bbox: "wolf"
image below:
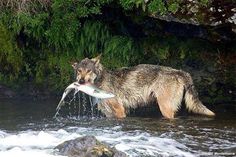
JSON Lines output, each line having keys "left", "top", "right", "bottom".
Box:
{"left": 71, "top": 55, "right": 215, "bottom": 119}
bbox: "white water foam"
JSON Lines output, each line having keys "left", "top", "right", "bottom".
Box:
{"left": 0, "top": 127, "right": 194, "bottom": 157}
{"left": 0, "top": 129, "right": 80, "bottom": 157}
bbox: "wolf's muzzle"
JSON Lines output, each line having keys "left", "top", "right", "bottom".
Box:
{"left": 79, "top": 78, "right": 85, "bottom": 84}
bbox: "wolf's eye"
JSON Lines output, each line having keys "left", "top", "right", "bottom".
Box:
{"left": 77, "top": 69, "right": 82, "bottom": 73}
{"left": 87, "top": 69, "right": 91, "bottom": 73}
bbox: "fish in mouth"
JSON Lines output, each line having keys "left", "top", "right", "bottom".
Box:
{"left": 55, "top": 82, "right": 115, "bottom": 115}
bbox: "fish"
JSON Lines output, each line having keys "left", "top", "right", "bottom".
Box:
{"left": 56, "top": 82, "right": 115, "bottom": 111}
{"left": 76, "top": 83, "right": 115, "bottom": 99}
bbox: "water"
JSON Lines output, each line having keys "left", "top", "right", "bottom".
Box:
{"left": 0, "top": 99, "right": 235, "bottom": 157}
{"left": 55, "top": 92, "right": 101, "bottom": 118}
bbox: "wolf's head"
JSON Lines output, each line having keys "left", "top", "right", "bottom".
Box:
{"left": 72, "top": 55, "right": 103, "bottom": 85}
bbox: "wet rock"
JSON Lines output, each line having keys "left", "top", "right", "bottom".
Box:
{"left": 55, "top": 135, "right": 127, "bottom": 157}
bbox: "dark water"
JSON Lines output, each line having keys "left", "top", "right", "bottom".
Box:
{"left": 0, "top": 99, "right": 235, "bottom": 157}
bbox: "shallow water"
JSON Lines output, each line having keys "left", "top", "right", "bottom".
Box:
{"left": 0, "top": 99, "right": 235, "bottom": 157}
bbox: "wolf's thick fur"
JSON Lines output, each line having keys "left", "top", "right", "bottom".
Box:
{"left": 72, "top": 55, "right": 215, "bottom": 119}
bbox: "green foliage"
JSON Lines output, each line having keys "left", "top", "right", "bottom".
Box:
{"left": 46, "top": 54, "right": 73, "bottom": 90}
{"left": 46, "top": 0, "right": 81, "bottom": 50}
{"left": 199, "top": 0, "right": 209, "bottom": 6}
{"left": 0, "top": 23, "right": 23, "bottom": 81}
{"left": 76, "top": 21, "right": 141, "bottom": 68}
{"left": 77, "top": 21, "right": 111, "bottom": 57}
{"left": 46, "top": 0, "right": 111, "bottom": 50}
{"left": 168, "top": 1, "right": 180, "bottom": 14}
{"left": 148, "top": 0, "right": 167, "bottom": 15}
{"left": 19, "top": 12, "right": 49, "bottom": 41}
{"left": 0, "top": 0, "right": 112, "bottom": 90}
{"left": 119, "top": 0, "right": 147, "bottom": 11}
{"left": 0, "top": 0, "right": 233, "bottom": 96}
{"left": 104, "top": 36, "right": 141, "bottom": 68}
{"left": 119, "top": 0, "right": 172, "bottom": 14}
{"left": 119, "top": 0, "right": 136, "bottom": 10}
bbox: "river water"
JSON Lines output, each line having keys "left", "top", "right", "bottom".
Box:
{"left": 0, "top": 99, "right": 235, "bottom": 157}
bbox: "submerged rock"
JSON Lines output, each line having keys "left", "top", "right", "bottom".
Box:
{"left": 55, "top": 135, "right": 127, "bottom": 157}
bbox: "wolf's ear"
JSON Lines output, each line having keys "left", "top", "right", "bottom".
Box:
{"left": 71, "top": 62, "right": 79, "bottom": 70}
{"left": 91, "top": 54, "right": 102, "bottom": 65}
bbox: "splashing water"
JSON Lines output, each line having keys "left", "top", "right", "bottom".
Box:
{"left": 0, "top": 99, "right": 236, "bottom": 157}
{"left": 0, "top": 124, "right": 195, "bottom": 157}
{"left": 55, "top": 82, "right": 115, "bottom": 118}
{"left": 55, "top": 90, "right": 100, "bottom": 118}
{"left": 1, "top": 117, "right": 236, "bottom": 157}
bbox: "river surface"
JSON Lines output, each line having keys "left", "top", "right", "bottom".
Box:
{"left": 0, "top": 99, "right": 235, "bottom": 157}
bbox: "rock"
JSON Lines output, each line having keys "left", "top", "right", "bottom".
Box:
{"left": 54, "top": 135, "right": 127, "bottom": 157}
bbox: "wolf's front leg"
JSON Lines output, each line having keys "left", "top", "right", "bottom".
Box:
{"left": 99, "top": 99, "right": 126, "bottom": 118}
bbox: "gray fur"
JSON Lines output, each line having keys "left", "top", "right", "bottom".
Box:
{"left": 72, "top": 56, "right": 215, "bottom": 119}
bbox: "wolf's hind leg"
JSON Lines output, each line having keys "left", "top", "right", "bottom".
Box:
{"left": 157, "top": 97, "right": 175, "bottom": 119}
{"left": 155, "top": 84, "right": 184, "bottom": 119}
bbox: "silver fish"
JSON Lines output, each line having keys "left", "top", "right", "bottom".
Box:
{"left": 77, "top": 83, "right": 115, "bottom": 99}
{"left": 56, "top": 82, "right": 115, "bottom": 111}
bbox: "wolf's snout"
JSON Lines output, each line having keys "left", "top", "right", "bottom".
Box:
{"left": 79, "top": 78, "right": 85, "bottom": 84}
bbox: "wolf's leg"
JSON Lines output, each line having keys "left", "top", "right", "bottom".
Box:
{"left": 157, "top": 96, "right": 175, "bottom": 119}
{"left": 100, "top": 99, "right": 126, "bottom": 118}
{"left": 155, "top": 84, "right": 184, "bottom": 119}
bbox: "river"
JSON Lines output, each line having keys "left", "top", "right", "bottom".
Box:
{"left": 0, "top": 99, "right": 235, "bottom": 157}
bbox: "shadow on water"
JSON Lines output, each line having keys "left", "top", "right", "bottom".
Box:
{"left": 0, "top": 98, "right": 235, "bottom": 156}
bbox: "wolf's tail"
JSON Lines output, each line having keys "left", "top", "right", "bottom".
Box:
{"left": 184, "top": 81, "right": 215, "bottom": 117}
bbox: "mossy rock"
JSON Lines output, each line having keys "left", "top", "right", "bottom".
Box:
{"left": 55, "top": 135, "right": 127, "bottom": 157}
